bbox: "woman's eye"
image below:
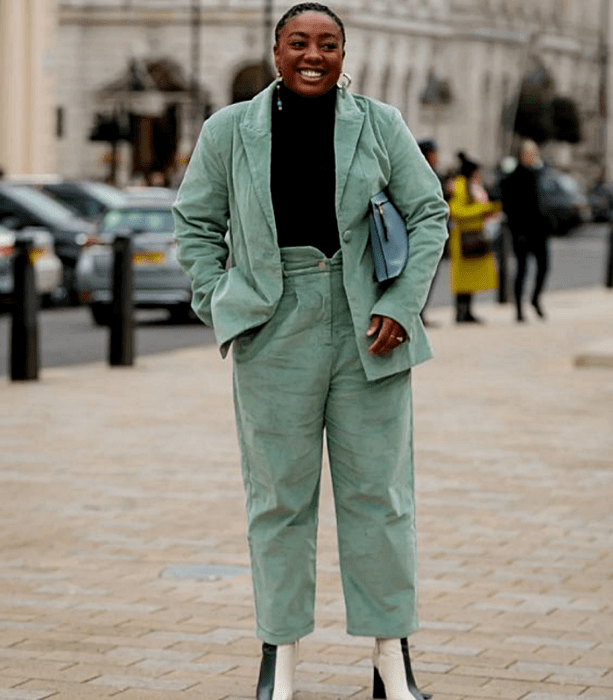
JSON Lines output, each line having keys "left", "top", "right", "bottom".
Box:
{"left": 323, "top": 43, "right": 338, "bottom": 50}
{"left": 291, "top": 41, "right": 306, "bottom": 48}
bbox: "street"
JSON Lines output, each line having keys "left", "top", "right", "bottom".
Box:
{"left": 0, "top": 222, "right": 610, "bottom": 377}
{"left": 1, "top": 282, "right": 612, "bottom": 699}
{"left": 0, "top": 306, "right": 214, "bottom": 377}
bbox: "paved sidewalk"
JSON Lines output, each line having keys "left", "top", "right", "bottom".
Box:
{"left": 1, "top": 286, "right": 612, "bottom": 700}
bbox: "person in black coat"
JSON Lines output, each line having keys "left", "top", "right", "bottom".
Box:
{"left": 500, "top": 140, "right": 552, "bottom": 322}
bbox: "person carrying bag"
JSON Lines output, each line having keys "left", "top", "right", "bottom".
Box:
{"left": 173, "top": 4, "right": 448, "bottom": 698}
{"left": 448, "top": 152, "right": 502, "bottom": 323}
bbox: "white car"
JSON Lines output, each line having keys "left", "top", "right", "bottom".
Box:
{"left": 0, "top": 225, "right": 63, "bottom": 305}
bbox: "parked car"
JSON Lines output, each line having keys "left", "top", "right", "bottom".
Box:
{"left": 495, "top": 162, "right": 590, "bottom": 236}
{"left": 587, "top": 179, "right": 613, "bottom": 223}
{"left": 42, "top": 180, "right": 127, "bottom": 222}
{"left": 0, "top": 183, "right": 95, "bottom": 303}
{"left": 6, "top": 175, "right": 127, "bottom": 222}
{"left": 75, "top": 198, "right": 192, "bottom": 325}
{"left": 539, "top": 168, "right": 591, "bottom": 235}
{"left": 0, "top": 224, "right": 63, "bottom": 307}
{"left": 123, "top": 186, "right": 177, "bottom": 201}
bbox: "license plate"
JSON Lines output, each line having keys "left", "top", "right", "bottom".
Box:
{"left": 133, "top": 251, "right": 165, "bottom": 265}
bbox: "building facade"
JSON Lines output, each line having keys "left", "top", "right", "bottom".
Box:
{"left": 1, "top": 0, "right": 610, "bottom": 182}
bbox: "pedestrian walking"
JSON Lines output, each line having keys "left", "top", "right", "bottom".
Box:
{"left": 500, "top": 139, "right": 551, "bottom": 322}
{"left": 173, "top": 4, "right": 448, "bottom": 699}
{"left": 448, "top": 152, "right": 502, "bottom": 323}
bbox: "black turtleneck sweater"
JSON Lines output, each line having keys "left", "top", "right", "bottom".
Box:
{"left": 271, "top": 84, "right": 340, "bottom": 258}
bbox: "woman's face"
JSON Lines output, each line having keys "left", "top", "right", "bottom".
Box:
{"left": 274, "top": 11, "right": 344, "bottom": 98}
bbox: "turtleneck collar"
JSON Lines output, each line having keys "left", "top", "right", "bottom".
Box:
{"left": 277, "top": 83, "right": 337, "bottom": 115}
{"left": 270, "top": 81, "right": 340, "bottom": 257}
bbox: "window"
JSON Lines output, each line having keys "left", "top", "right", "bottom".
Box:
{"left": 403, "top": 69, "right": 413, "bottom": 113}
{"left": 56, "top": 107, "right": 65, "bottom": 139}
{"left": 381, "top": 65, "right": 391, "bottom": 103}
{"left": 100, "top": 208, "right": 174, "bottom": 234}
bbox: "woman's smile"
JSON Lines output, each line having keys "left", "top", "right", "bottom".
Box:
{"left": 299, "top": 69, "right": 325, "bottom": 79}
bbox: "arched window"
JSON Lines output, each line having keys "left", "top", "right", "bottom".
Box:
{"left": 231, "top": 64, "right": 275, "bottom": 103}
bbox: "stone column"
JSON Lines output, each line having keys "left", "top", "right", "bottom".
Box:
{"left": 0, "top": 0, "right": 57, "bottom": 175}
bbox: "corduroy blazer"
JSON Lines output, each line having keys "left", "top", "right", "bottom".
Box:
{"left": 173, "top": 81, "right": 448, "bottom": 381}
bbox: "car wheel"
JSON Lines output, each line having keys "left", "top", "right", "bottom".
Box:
{"left": 90, "top": 302, "right": 112, "bottom": 326}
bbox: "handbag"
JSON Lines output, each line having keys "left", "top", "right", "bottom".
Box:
{"left": 460, "top": 229, "right": 491, "bottom": 259}
{"left": 369, "top": 190, "right": 409, "bottom": 283}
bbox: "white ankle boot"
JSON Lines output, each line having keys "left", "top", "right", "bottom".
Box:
{"left": 373, "top": 637, "right": 428, "bottom": 700}
{"left": 256, "top": 640, "right": 299, "bottom": 700}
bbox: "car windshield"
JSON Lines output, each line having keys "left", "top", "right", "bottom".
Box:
{"left": 81, "top": 182, "right": 127, "bottom": 207}
{"left": 101, "top": 208, "right": 174, "bottom": 234}
{"left": 5, "top": 185, "right": 79, "bottom": 227}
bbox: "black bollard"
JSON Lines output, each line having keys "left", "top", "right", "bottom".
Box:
{"left": 497, "top": 220, "right": 510, "bottom": 304}
{"left": 108, "top": 234, "right": 134, "bottom": 366}
{"left": 606, "top": 221, "right": 613, "bottom": 289}
{"left": 10, "top": 237, "right": 39, "bottom": 381}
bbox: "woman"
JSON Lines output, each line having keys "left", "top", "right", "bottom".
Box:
{"left": 448, "top": 152, "right": 501, "bottom": 323}
{"left": 500, "top": 139, "right": 551, "bottom": 322}
{"left": 173, "top": 4, "right": 448, "bottom": 699}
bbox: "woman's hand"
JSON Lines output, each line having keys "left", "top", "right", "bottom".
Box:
{"left": 366, "top": 315, "right": 408, "bottom": 355}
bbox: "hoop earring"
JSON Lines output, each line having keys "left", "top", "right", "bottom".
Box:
{"left": 337, "top": 72, "right": 352, "bottom": 89}
{"left": 276, "top": 76, "right": 283, "bottom": 111}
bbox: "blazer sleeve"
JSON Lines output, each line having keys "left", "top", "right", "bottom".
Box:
{"left": 370, "top": 108, "right": 449, "bottom": 325}
{"left": 172, "top": 119, "right": 231, "bottom": 327}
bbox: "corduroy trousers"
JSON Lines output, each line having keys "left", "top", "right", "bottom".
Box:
{"left": 232, "top": 247, "right": 418, "bottom": 645}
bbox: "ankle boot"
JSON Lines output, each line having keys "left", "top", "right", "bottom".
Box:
{"left": 372, "top": 638, "right": 431, "bottom": 700}
{"left": 256, "top": 641, "right": 298, "bottom": 700}
{"left": 455, "top": 295, "right": 469, "bottom": 323}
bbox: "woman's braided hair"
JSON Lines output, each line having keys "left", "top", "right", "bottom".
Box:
{"left": 274, "top": 3, "right": 346, "bottom": 46}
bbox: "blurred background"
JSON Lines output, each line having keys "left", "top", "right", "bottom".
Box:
{"left": 1, "top": 0, "right": 611, "bottom": 186}
{"left": 1, "top": 0, "right": 612, "bottom": 373}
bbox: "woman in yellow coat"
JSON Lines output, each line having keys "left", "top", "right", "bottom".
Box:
{"left": 448, "top": 152, "right": 502, "bottom": 323}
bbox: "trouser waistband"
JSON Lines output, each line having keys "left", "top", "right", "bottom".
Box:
{"left": 280, "top": 246, "right": 342, "bottom": 276}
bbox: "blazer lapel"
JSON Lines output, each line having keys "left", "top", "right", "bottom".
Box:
{"left": 334, "top": 90, "right": 365, "bottom": 227}
{"left": 239, "top": 83, "right": 277, "bottom": 235}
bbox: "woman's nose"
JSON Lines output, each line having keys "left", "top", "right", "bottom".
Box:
{"left": 304, "top": 44, "right": 322, "bottom": 61}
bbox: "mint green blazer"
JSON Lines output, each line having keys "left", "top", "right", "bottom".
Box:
{"left": 173, "top": 82, "right": 448, "bottom": 381}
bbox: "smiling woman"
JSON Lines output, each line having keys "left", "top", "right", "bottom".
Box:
{"left": 273, "top": 5, "right": 345, "bottom": 98}
{"left": 172, "top": 3, "right": 449, "bottom": 699}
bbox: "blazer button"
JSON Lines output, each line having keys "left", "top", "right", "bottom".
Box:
{"left": 342, "top": 230, "right": 351, "bottom": 242}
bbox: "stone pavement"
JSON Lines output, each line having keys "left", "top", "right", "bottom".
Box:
{"left": 1, "top": 286, "right": 612, "bottom": 700}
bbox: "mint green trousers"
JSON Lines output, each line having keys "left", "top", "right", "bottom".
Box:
{"left": 232, "top": 247, "right": 417, "bottom": 645}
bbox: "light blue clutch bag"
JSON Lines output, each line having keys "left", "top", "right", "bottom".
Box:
{"left": 369, "top": 190, "right": 409, "bottom": 283}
